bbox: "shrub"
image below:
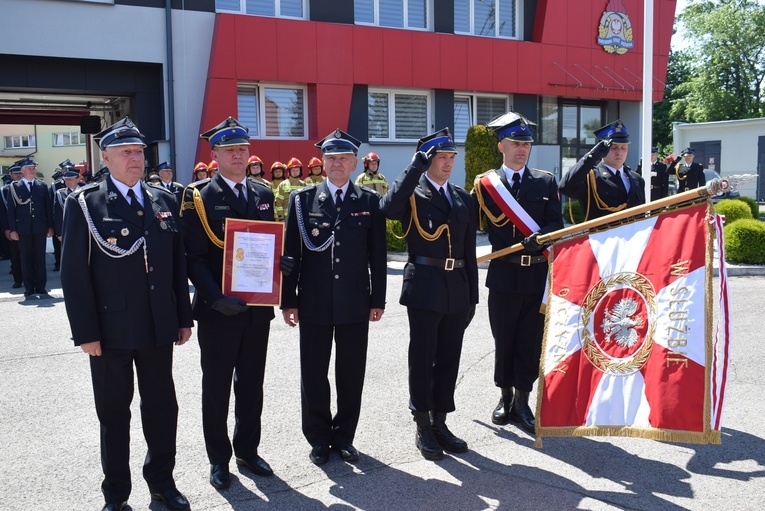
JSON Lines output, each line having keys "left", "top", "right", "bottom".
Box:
{"left": 714, "top": 199, "right": 752, "bottom": 224}
{"left": 386, "top": 219, "right": 407, "bottom": 252}
{"left": 732, "top": 196, "right": 760, "bottom": 220}
{"left": 563, "top": 198, "right": 585, "bottom": 224}
{"left": 724, "top": 219, "right": 765, "bottom": 264}
{"left": 464, "top": 124, "right": 502, "bottom": 192}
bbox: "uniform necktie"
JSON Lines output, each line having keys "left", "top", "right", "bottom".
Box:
{"left": 511, "top": 172, "right": 521, "bottom": 197}
{"left": 127, "top": 189, "right": 144, "bottom": 216}
{"left": 335, "top": 189, "right": 343, "bottom": 212}
{"left": 235, "top": 183, "right": 247, "bottom": 209}
{"left": 615, "top": 169, "right": 629, "bottom": 193}
{"left": 439, "top": 186, "right": 451, "bottom": 210}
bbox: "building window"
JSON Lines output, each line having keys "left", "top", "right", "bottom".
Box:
{"left": 216, "top": 0, "right": 305, "bottom": 18}
{"left": 53, "top": 132, "right": 86, "bottom": 147}
{"left": 355, "top": 0, "right": 428, "bottom": 30}
{"left": 368, "top": 89, "right": 430, "bottom": 141}
{"left": 453, "top": 94, "right": 510, "bottom": 141}
{"left": 237, "top": 84, "right": 307, "bottom": 139}
{"left": 454, "top": 0, "right": 519, "bottom": 39}
{"left": 538, "top": 96, "right": 559, "bottom": 145}
{"left": 560, "top": 102, "right": 604, "bottom": 177}
{"left": 4, "top": 135, "right": 36, "bottom": 149}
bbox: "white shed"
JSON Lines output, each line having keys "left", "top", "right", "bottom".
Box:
{"left": 673, "top": 118, "right": 765, "bottom": 201}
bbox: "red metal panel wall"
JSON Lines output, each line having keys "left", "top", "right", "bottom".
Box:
{"left": 197, "top": 1, "right": 677, "bottom": 163}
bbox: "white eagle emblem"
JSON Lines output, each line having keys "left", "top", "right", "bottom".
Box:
{"left": 601, "top": 298, "right": 643, "bottom": 348}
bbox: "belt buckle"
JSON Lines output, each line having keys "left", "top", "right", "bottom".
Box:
{"left": 444, "top": 258, "right": 455, "bottom": 271}
{"left": 520, "top": 255, "right": 531, "bottom": 267}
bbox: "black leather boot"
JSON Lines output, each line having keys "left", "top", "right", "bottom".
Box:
{"left": 412, "top": 411, "right": 444, "bottom": 460}
{"left": 430, "top": 412, "right": 468, "bottom": 453}
{"left": 491, "top": 387, "right": 513, "bottom": 425}
{"left": 509, "top": 389, "right": 536, "bottom": 434}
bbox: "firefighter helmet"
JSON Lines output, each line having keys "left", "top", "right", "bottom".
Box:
{"left": 207, "top": 160, "right": 219, "bottom": 171}
{"left": 247, "top": 155, "right": 263, "bottom": 167}
{"left": 307, "top": 156, "right": 323, "bottom": 174}
{"left": 270, "top": 161, "right": 286, "bottom": 179}
{"left": 362, "top": 152, "right": 380, "bottom": 169}
{"left": 286, "top": 157, "right": 303, "bottom": 176}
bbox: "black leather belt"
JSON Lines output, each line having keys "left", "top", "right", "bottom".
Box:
{"left": 501, "top": 254, "right": 547, "bottom": 266}
{"left": 409, "top": 255, "right": 465, "bottom": 271}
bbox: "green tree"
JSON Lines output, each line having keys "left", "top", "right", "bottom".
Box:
{"left": 671, "top": 0, "right": 765, "bottom": 122}
{"left": 653, "top": 48, "right": 694, "bottom": 152}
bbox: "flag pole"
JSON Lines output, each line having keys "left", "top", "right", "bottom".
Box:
{"left": 642, "top": 0, "right": 655, "bottom": 205}
{"left": 477, "top": 180, "right": 728, "bottom": 263}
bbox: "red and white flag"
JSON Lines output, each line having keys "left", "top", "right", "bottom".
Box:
{"left": 537, "top": 203, "right": 730, "bottom": 444}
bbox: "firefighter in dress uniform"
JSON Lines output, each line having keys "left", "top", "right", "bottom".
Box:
{"left": 558, "top": 119, "right": 645, "bottom": 221}
{"left": 636, "top": 147, "right": 669, "bottom": 201}
{"left": 53, "top": 167, "right": 82, "bottom": 244}
{"left": 180, "top": 117, "right": 282, "bottom": 489}
{"left": 60, "top": 117, "right": 193, "bottom": 511}
{"left": 280, "top": 129, "right": 387, "bottom": 466}
{"left": 156, "top": 162, "right": 184, "bottom": 203}
{"left": 671, "top": 147, "right": 706, "bottom": 193}
{"left": 380, "top": 128, "right": 478, "bottom": 461}
{"left": 472, "top": 112, "right": 563, "bottom": 435}
{"left": 6, "top": 157, "right": 54, "bottom": 297}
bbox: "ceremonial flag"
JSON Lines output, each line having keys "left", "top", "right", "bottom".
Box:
{"left": 537, "top": 202, "right": 729, "bottom": 445}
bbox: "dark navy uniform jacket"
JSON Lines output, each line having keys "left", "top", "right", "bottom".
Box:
{"left": 637, "top": 161, "right": 670, "bottom": 201}
{"left": 473, "top": 167, "right": 562, "bottom": 293}
{"left": 281, "top": 181, "right": 387, "bottom": 325}
{"left": 676, "top": 162, "right": 706, "bottom": 192}
{"left": 6, "top": 179, "right": 53, "bottom": 234}
{"left": 559, "top": 155, "right": 645, "bottom": 221}
{"left": 60, "top": 179, "right": 193, "bottom": 349}
{"left": 53, "top": 187, "right": 76, "bottom": 237}
{"left": 381, "top": 167, "right": 478, "bottom": 314}
{"left": 181, "top": 173, "right": 276, "bottom": 325}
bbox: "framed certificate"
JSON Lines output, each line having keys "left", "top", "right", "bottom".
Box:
{"left": 222, "top": 218, "right": 285, "bottom": 306}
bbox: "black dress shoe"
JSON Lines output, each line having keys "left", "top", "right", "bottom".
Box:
{"left": 12, "top": 282, "right": 22, "bottom": 289}
{"left": 335, "top": 443, "right": 359, "bottom": 462}
{"left": 35, "top": 288, "right": 50, "bottom": 297}
{"left": 210, "top": 464, "right": 231, "bottom": 489}
{"left": 101, "top": 502, "right": 131, "bottom": 511}
{"left": 150, "top": 488, "right": 190, "bottom": 511}
{"left": 309, "top": 444, "right": 330, "bottom": 465}
{"left": 23, "top": 290, "right": 34, "bottom": 297}
{"left": 236, "top": 455, "right": 273, "bottom": 476}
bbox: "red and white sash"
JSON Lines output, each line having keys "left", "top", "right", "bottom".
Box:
{"left": 479, "top": 170, "right": 547, "bottom": 256}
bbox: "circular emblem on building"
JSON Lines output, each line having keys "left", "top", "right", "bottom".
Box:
{"left": 579, "top": 272, "right": 656, "bottom": 375}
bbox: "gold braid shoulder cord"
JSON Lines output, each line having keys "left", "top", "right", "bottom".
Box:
{"left": 180, "top": 186, "right": 224, "bottom": 249}
{"left": 388, "top": 194, "right": 453, "bottom": 259}
{"left": 472, "top": 175, "right": 510, "bottom": 231}
{"left": 673, "top": 160, "right": 688, "bottom": 181}
{"left": 565, "top": 169, "right": 628, "bottom": 223}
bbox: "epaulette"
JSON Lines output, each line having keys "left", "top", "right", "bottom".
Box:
{"left": 187, "top": 178, "right": 211, "bottom": 190}
{"left": 531, "top": 168, "right": 553, "bottom": 176}
{"left": 299, "top": 184, "right": 317, "bottom": 194}
{"left": 72, "top": 182, "right": 99, "bottom": 198}
{"left": 452, "top": 183, "right": 466, "bottom": 191}
{"left": 173, "top": 181, "right": 184, "bottom": 187}
{"left": 358, "top": 184, "right": 381, "bottom": 197}
{"left": 147, "top": 182, "right": 172, "bottom": 194}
